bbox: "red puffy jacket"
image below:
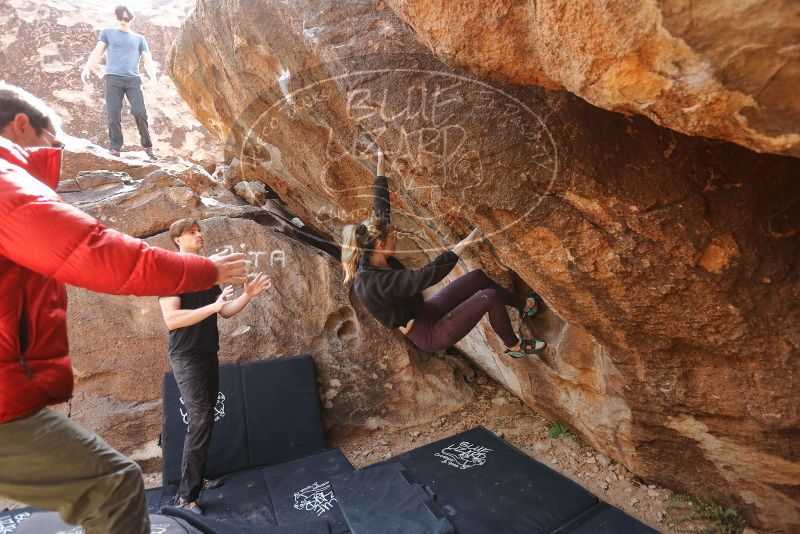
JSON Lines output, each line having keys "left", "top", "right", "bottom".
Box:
{"left": 0, "top": 137, "right": 218, "bottom": 423}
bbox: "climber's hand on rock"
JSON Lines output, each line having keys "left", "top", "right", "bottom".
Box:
{"left": 452, "top": 227, "right": 483, "bottom": 256}
{"left": 466, "top": 227, "right": 483, "bottom": 242}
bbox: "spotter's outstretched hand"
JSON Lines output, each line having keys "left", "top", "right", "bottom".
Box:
{"left": 244, "top": 272, "right": 272, "bottom": 297}
{"left": 213, "top": 285, "right": 234, "bottom": 312}
{"left": 210, "top": 250, "right": 250, "bottom": 285}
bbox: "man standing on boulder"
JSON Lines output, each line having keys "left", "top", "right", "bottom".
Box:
{"left": 0, "top": 82, "right": 250, "bottom": 533}
{"left": 81, "top": 4, "right": 158, "bottom": 159}
{"left": 159, "top": 219, "right": 271, "bottom": 514}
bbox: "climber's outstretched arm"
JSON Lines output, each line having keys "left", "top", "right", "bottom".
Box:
{"left": 373, "top": 148, "right": 390, "bottom": 220}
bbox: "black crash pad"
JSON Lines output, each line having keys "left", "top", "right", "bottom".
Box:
{"left": 331, "top": 462, "right": 454, "bottom": 534}
{"left": 14, "top": 512, "right": 201, "bottom": 534}
{"left": 163, "top": 506, "right": 330, "bottom": 534}
{"left": 241, "top": 357, "right": 326, "bottom": 467}
{"left": 187, "top": 468, "right": 277, "bottom": 527}
{"left": 261, "top": 448, "right": 354, "bottom": 534}
{"left": 383, "top": 426, "right": 599, "bottom": 534}
{"left": 147, "top": 486, "right": 170, "bottom": 514}
{"left": 148, "top": 449, "right": 352, "bottom": 533}
{"left": 551, "top": 502, "right": 659, "bottom": 533}
{"left": 0, "top": 507, "right": 36, "bottom": 533}
{"left": 162, "top": 356, "right": 326, "bottom": 484}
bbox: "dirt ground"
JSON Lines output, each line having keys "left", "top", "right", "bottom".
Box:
{"left": 334, "top": 375, "right": 674, "bottom": 533}
{"left": 331, "top": 368, "right": 751, "bottom": 534}
{"left": 3, "top": 368, "right": 750, "bottom": 533}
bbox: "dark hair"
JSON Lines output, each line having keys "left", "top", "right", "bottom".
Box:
{"left": 169, "top": 218, "right": 199, "bottom": 249}
{"left": 0, "top": 81, "right": 60, "bottom": 134}
{"left": 115, "top": 5, "right": 133, "bottom": 20}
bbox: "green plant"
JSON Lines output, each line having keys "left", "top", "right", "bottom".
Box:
{"left": 547, "top": 422, "right": 573, "bottom": 439}
{"left": 495, "top": 417, "right": 505, "bottom": 426}
{"left": 661, "top": 493, "right": 745, "bottom": 534}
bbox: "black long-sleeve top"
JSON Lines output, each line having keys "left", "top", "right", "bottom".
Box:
{"left": 354, "top": 176, "right": 458, "bottom": 329}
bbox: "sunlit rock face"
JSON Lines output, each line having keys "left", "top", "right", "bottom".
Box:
{"left": 58, "top": 143, "right": 254, "bottom": 237}
{"left": 168, "top": 0, "right": 800, "bottom": 529}
{"left": 0, "top": 0, "right": 221, "bottom": 164}
{"left": 384, "top": 0, "right": 800, "bottom": 158}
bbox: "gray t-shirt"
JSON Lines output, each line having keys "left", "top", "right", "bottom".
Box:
{"left": 99, "top": 28, "right": 149, "bottom": 78}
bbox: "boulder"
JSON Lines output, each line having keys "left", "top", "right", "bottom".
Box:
{"left": 384, "top": 0, "right": 800, "bottom": 157}
{"left": 167, "top": 0, "right": 800, "bottom": 529}
{"left": 234, "top": 180, "right": 269, "bottom": 207}
{"left": 58, "top": 145, "right": 256, "bottom": 237}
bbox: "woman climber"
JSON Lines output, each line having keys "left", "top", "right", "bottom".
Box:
{"left": 341, "top": 148, "right": 547, "bottom": 358}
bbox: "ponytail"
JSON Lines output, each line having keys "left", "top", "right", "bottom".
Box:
{"left": 341, "top": 224, "right": 361, "bottom": 284}
{"left": 341, "top": 217, "right": 390, "bottom": 284}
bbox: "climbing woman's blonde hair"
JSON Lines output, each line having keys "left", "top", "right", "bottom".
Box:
{"left": 341, "top": 217, "right": 390, "bottom": 284}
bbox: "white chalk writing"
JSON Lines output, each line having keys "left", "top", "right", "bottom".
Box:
{"left": 435, "top": 441, "right": 493, "bottom": 470}
{"left": 180, "top": 392, "right": 226, "bottom": 425}
{"left": 293, "top": 481, "right": 337, "bottom": 516}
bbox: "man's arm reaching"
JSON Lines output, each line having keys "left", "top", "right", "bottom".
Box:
{"left": 0, "top": 173, "right": 249, "bottom": 295}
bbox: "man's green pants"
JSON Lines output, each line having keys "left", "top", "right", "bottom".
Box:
{"left": 0, "top": 408, "right": 150, "bottom": 533}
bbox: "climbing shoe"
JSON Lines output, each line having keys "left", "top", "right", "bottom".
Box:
{"left": 504, "top": 338, "right": 547, "bottom": 358}
{"left": 177, "top": 499, "right": 203, "bottom": 515}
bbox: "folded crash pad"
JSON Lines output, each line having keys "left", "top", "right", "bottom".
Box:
{"left": 162, "top": 356, "right": 326, "bottom": 484}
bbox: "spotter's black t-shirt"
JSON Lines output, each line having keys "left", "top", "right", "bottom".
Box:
{"left": 160, "top": 285, "right": 222, "bottom": 356}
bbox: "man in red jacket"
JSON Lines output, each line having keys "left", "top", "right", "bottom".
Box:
{"left": 0, "top": 82, "right": 249, "bottom": 534}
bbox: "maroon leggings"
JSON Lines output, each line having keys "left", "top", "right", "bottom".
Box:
{"left": 405, "top": 269, "right": 526, "bottom": 352}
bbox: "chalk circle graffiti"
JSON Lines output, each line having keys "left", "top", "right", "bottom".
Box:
{"left": 179, "top": 392, "right": 226, "bottom": 425}
{"left": 435, "top": 441, "right": 493, "bottom": 470}
{"left": 237, "top": 54, "right": 561, "bottom": 256}
{"left": 293, "top": 481, "right": 337, "bottom": 516}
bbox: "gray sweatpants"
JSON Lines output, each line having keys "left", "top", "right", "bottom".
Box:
{"left": 0, "top": 408, "right": 150, "bottom": 534}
